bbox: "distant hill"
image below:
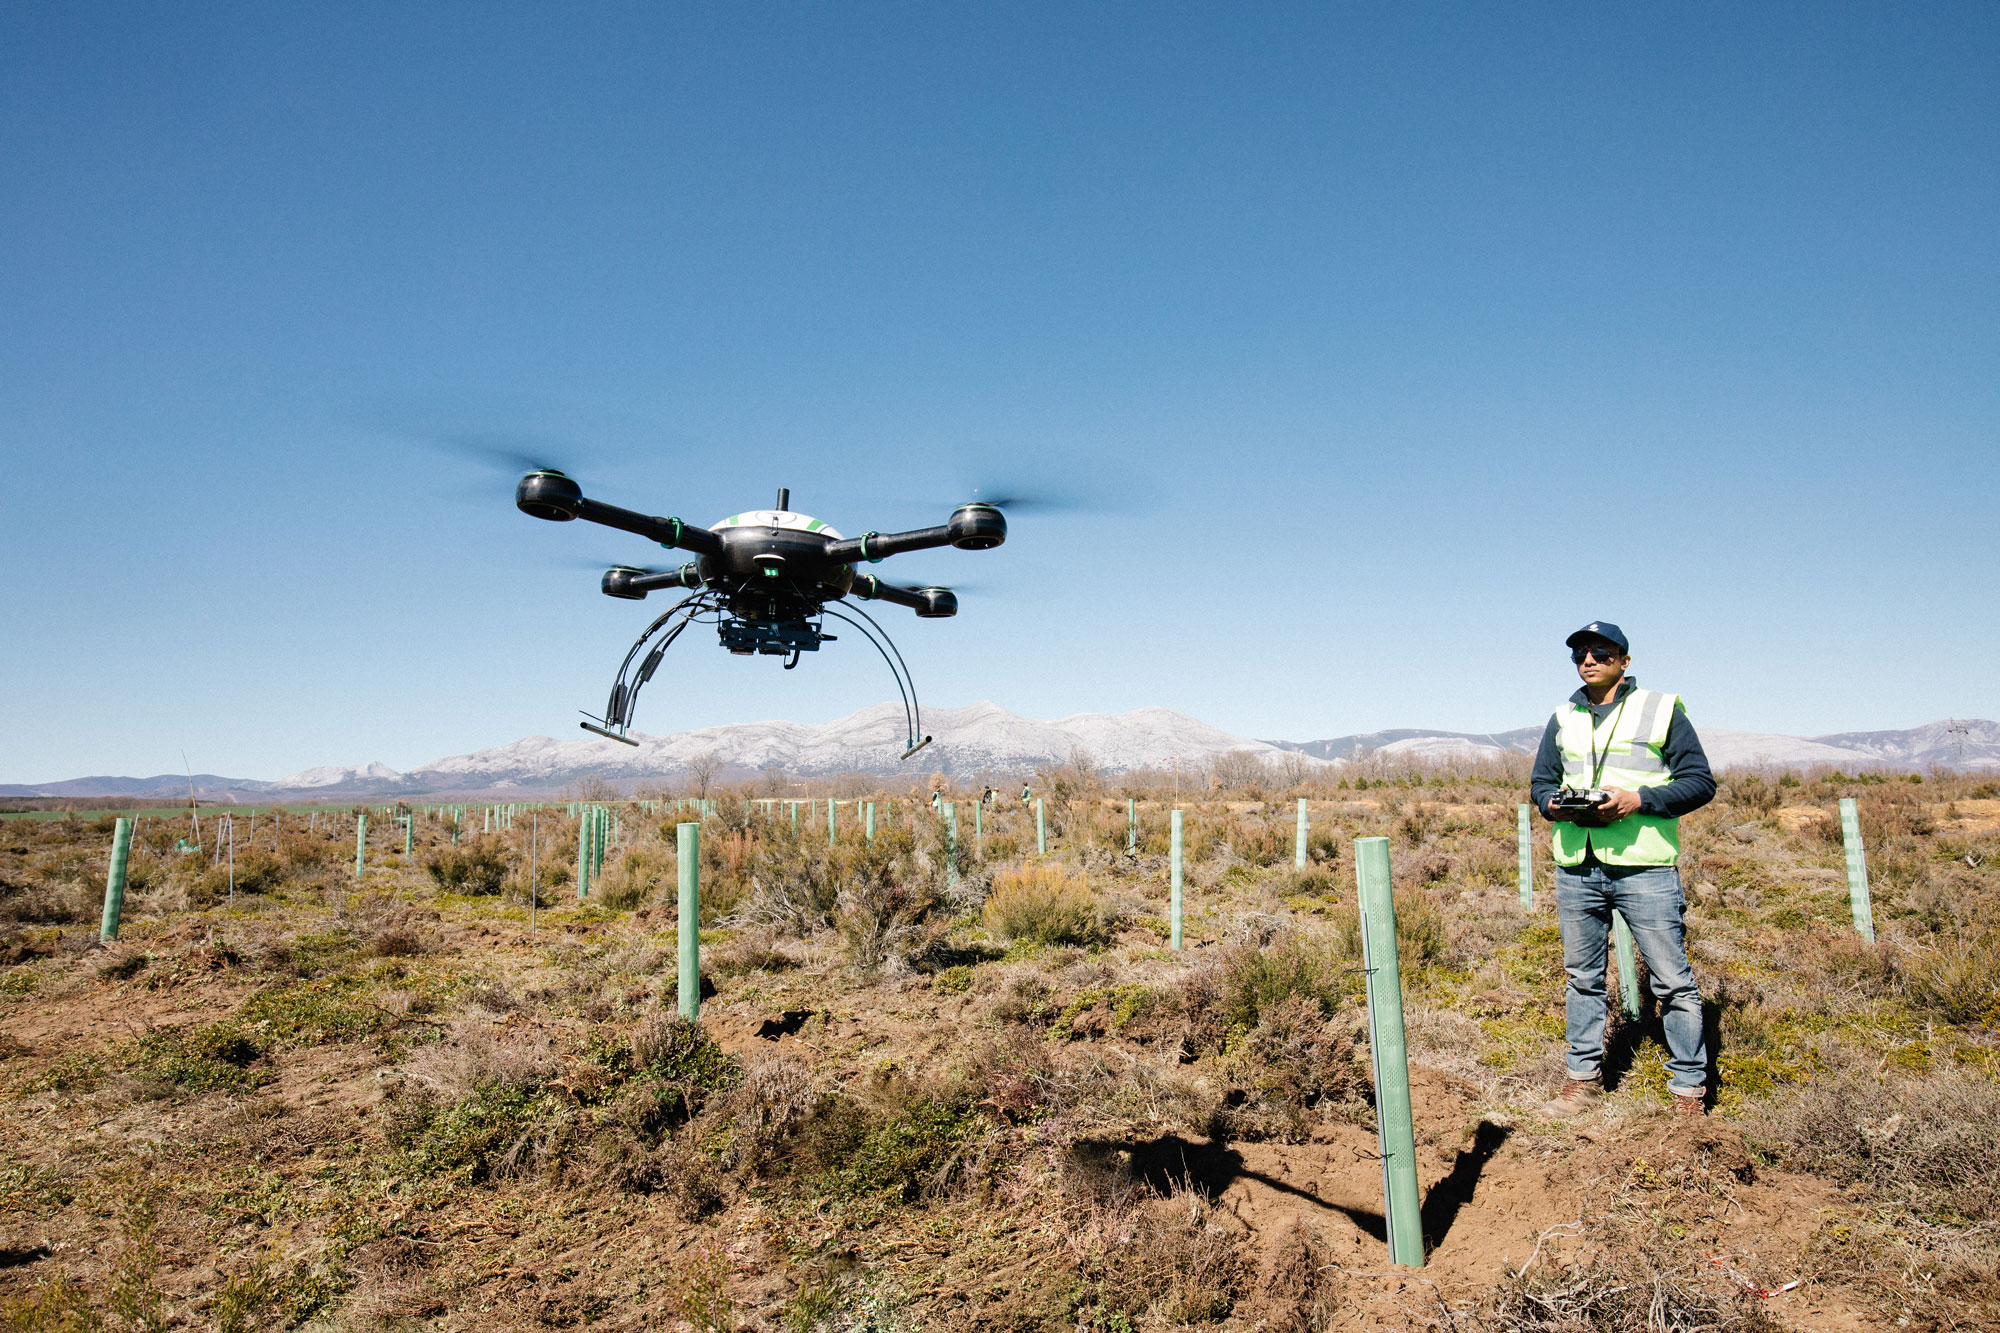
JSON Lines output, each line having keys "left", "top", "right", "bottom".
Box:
{"left": 5, "top": 707, "right": 1993, "bottom": 802}
{"left": 1263, "top": 718, "right": 2000, "bottom": 772}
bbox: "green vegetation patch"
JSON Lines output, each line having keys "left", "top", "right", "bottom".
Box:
{"left": 392, "top": 1082, "right": 552, "bottom": 1184}
{"left": 130, "top": 1020, "right": 271, "bottom": 1092}
{"left": 819, "top": 1098, "right": 981, "bottom": 1205}
{"left": 238, "top": 974, "right": 391, "bottom": 1045}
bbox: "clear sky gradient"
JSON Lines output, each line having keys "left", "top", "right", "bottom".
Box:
{"left": 3, "top": 3, "right": 1996, "bottom": 783}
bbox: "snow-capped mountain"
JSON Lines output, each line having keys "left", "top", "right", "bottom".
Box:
{"left": 5, "top": 708, "right": 1994, "bottom": 802}
{"left": 401, "top": 701, "right": 1301, "bottom": 792}
{"left": 1266, "top": 719, "right": 2000, "bottom": 772}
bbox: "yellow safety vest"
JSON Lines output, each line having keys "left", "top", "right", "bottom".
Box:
{"left": 1551, "top": 685, "right": 1684, "bottom": 867}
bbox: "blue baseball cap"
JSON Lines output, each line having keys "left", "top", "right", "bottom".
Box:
{"left": 1565, "top": 621, "right": 1629, "bottom": 653}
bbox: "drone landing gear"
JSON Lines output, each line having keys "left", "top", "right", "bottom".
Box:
{"left": 580, "top": 593, "right": 933, "bottom": 758}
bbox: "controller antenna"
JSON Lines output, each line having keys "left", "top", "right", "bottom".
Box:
{"left": 776, "top": 487, "right": 789, "bottom": 511}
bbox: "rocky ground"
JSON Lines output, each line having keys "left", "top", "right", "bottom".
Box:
{"left": 2, "top": 767, "right": 1996, "bottom": 1331}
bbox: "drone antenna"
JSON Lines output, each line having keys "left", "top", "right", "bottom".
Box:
{"left": 775, "top": 487, "right": 789, "bottom": 512}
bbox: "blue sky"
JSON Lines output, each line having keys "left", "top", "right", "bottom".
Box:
{"left": 3, "top": 3, "right": 1996, "bottom": 782}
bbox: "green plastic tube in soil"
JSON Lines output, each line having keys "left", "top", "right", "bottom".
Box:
{"left": 865, "top": 800, "right": 876, "bottom": 841}
{"left": 1170, "top": 808, "right": 1184, "bottom": 950}
{"left": 1612, "top": 911, "right": 1641, "bottom": 1019}
{"left": 577, "top": 811, "right": 592, "bottom": 900}
{"left": 1035, "top": 798, "right": 1047, "bottom": 855}
{"left": 828, "top": 797, "right": 837, "bottom": 848}
{"left": 678, "top": 821, "right": 701, "bottom": 1019}
{"left": 1516, "top": 804, "right": 1534, "bottom": 910}
{"left": 1355, "top": 836, "right": 1424, "bottom": 1268}
{"left": 354, "top": 813, "right": 366, "bottom": 880}
{"left": 1128, "top": 797, "right": 1137, "bottom": 854}
{"left": 1295, "top": 797, "right": 1309, "bottom": 869}
{"left": 99, "top": 817, "right": 133, "bottom": 943}
{"left": 1839, "top": 798, "right": 1876, "bottom": 943}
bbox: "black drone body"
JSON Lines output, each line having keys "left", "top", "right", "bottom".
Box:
{"left": 515, "top": 471, "right": 1004, "bottom": 757}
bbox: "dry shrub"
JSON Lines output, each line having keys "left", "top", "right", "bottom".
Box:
{"left": 1745, "top": 1064, "right": 2000, "bottom": 1222}
{"left": 1896, "top": 925, "right": 2000, "bottom": 1028}
{"left": 1328, "top": 890, "right": 1448, "bottom": 968}
{"left": 591, "top": 842, "right": 672, "bottom": 911}
{"left": 389, "top": 1020, "right": 558, "bottom": 1105}
{"left": 982, "top": 864, "right": 1108, "bottom": 947}
{"left": 423, "top": 837, "right": 512, "bottom": 896}
{"left": 1258, "top": 1219, "right": 1343, "bottom": 1333}
{"left": 1482, "top": 1245, "right": 1780, "bottom": 1332}
{"left": 705, "top": 928, "right": 804, "bottom": 976}
{"left": 0, "top": 874, "right": 98, "bottom": 924}
{"left": 371, "top": 926, "right": 427, "bottom": 957}
{"left": 1218, "top": 992, "right": 1368, "bottom": 1141}
{"left": 1066, "top": 1178, "right": 1249, "bottom": 1326}
{"left": 1455, "top": 840, "right": 1515, "bottom": 887}
{"left": 1181, "top": 932, "right": 1342, "bottom": 1054}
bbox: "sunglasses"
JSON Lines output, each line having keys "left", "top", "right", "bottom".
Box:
{"left": 1570, "top": 646, "right": 1622, "bottom": 664}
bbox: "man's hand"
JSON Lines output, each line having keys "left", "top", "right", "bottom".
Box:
{"left": 1595, "top": 787, "right": 1643, "bottom": 821}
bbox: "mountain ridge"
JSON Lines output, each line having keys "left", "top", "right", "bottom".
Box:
{"left": 4, "top": 707, "right": 1994, "bottom": 801}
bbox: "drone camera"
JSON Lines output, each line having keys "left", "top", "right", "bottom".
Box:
{"left": 914, "top": 586, "right": 958, "bottom": 618}
{"left": 719, "top": 617, "right": 825, "bottom": 656}
{"left": 947, "top": 503, "right": 1007, "bottom": 550}
{"left": 516, "top": 470, "right": 584, "bottom": 521}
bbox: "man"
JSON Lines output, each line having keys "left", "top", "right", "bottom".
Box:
{"left": 1529, "top": 621, "right": 1716, "bottom": 1118}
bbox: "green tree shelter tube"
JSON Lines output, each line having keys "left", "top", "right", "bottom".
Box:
{"left": 1613, "top": 912, "right": 1641, "bottom": 1019}
{"left": 1294, "top": 798, "right": 1309, "bottom": 869}
{"left": 1035, "top": 798, "right": 1047, "bottom": 855}
{"left": 1517, "top": 804, "right": 1534, "bottom": 909}
{"left": 99, "top": 817, "right": 132, "bottom": 943}
{"left": 354, "top": 814, "right": 366, "bottom": 881}
{"left": 1840, "top": 798, "right": 1876, "bottom": 943}
{"left": 1170, "top": 809, "right": 1184, "bottom": 950}
{"left": 678, "top": 822, "right": 701, "bottom": 1019}
{"left": 1355, "top": 836, "right": 1424, "bottom": 1268}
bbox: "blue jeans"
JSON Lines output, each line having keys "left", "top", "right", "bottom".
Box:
{"left": 1553, "top": 862, "right": 1707, "bottom": 1094}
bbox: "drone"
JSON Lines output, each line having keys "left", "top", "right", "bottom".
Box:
{"left": 515, "top": 470, "right": 1005, "bottom": 759}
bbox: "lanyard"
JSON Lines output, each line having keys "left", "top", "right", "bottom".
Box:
{"left": 1586, "top": 688, "right": 1631, "bottom": 789}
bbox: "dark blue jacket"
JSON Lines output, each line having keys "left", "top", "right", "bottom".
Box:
{"left": 1529, "top": 677, "right": 1716, "bottom": 820}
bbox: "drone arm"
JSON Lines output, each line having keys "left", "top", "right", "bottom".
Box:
{"left": 571, "top": 497, "right": 724, "bottom": 555}
{"left": 824, "top": 526, "right": 951, "bottom": 562}
{"left": 849, "top": 574, "right": 957, "bottom": 618}
{"left": 516, "top": 471, "right": 724, "bottom": 555}
{"left": 823, "top": 503, "right": 1006, "bottom": 563}
{"left": 602, "top": 564, "right": 703, "bottom": 600}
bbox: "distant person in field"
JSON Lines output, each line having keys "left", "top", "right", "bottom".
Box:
{"left": 1530, "top": 622, "right": 1717, "bottom": 1119}
{"left": 1021, "top": 783, "right": 1032, "bottom": 805}
{"left": 982, "top": 786, "right": 995, "bottom": 806}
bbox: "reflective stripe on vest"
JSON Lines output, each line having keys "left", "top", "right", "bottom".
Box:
{"left": 1550, "top": 686, "right": 1684, "bottom": 867}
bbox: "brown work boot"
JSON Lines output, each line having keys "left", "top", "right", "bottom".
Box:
{"left": 1671, "top": 1089, "right": 1707, "bottom": 1118}
{"left": 1540, "top": 1076, "right": 1602, "bottom": 1118}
